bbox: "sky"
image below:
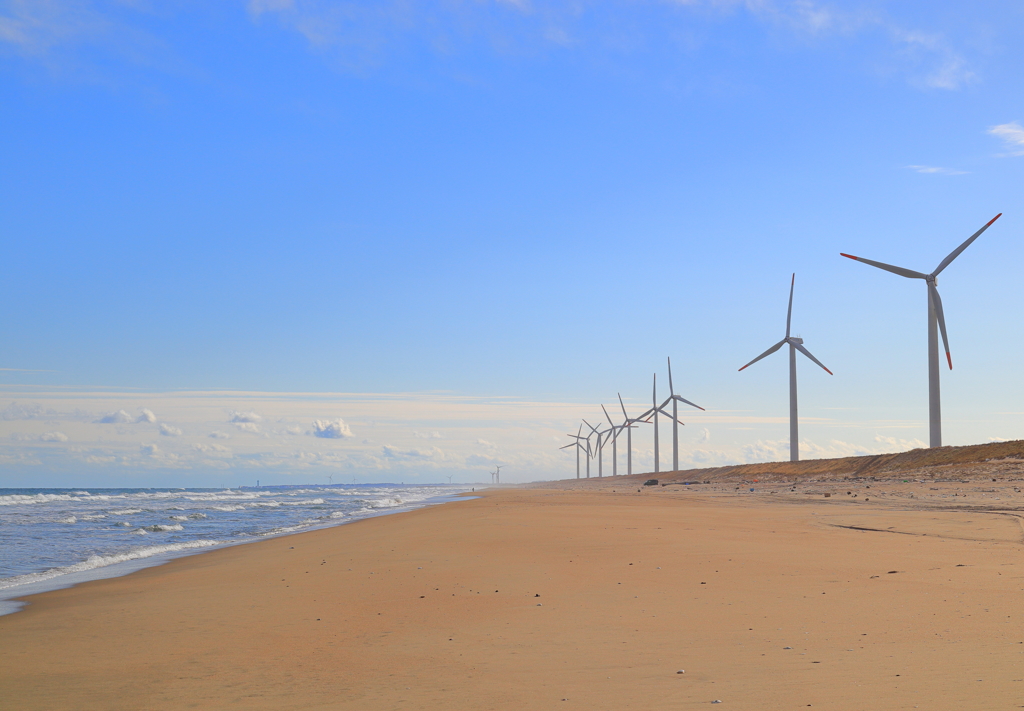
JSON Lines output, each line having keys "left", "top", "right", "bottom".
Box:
{"left": 1, "top": 0, "right": 1023, "bottom": 486}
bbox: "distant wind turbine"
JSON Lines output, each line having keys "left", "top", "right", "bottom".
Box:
{"left": 601, "top": 404, "right": 627, "bottom": 477}
{"left": 583, "top": 418, "right": 612, "bottom": 478}
{"left": 637, "top": 373, "right": 686, "bottom": 473}
{"left": 614, "top": 392, "right": 647, "bottom": 477}
{"left": 560, "top": 423, "right": 588, "bottom": 478}
{"left": 739, "top": 274, "right": 832, "bottom": 462}
{"left": 841, "top": 214, "right": 1001, "bottom": 448}
{"left": 663, "top": 357, "right": 704, "bottom": 471}
{"left": 490, "top": 465, "right": 503, "bottom": 485}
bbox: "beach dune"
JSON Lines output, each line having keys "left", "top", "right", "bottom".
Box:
{"left": 2, "top": 488, "right": 1023, "bottom": 709}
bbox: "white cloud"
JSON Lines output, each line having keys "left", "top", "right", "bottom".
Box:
{"left": 415, "top": 430, "right": 443, "bottom": 439}
{"left": 872, "top": 434, "right": 927, "bottom": 451}
{"left": 312, "top": 418, "right": 353, "bottom": 439}
{"left": 159, "top": 423, "right": 182, "bottom": 437}
{"left": 137, "top": 408, "right": 157, "bottom": 423}
{"left": 194, "top": 442, "right": 231, "bottom": 454}
{"left": 988, "top": 436, "right": 1009, "bottom": 443}
{"left": 697, "top": 427, "right": 711, "bottom": 444}
{"left": 283, "top": 425, "right": 303, "bottom": 435}
{"left": 740, "top": 439, "right": 789, "bottom": 463}
{"left": 208, "top": 431, "right": 230, "bottom": 439}
{"left": 382, "top": 444, "right": 444, "bottom": 460}
{"left": 466, "top": 453, "right": 499, "bottom": 466}
{"left": 989, "top": 122, "right": 1024, "bottom": 156}
{"left": 140, "top": 443, "right": 159, "bottom": 456}
{"left": 1, "top": 402, "right": 48, "bottom": 420}
{"left": 476, "top": 438, "right": 496, "bottom": 448}
{"left": 229, "top": 410, "right": 262, "bottom": 423}
{"left": 233, "top": 422, "right": 261, "bottom": 434}
{"left": 98, "top": 409, "right": 133, "bottom": 424}
{"left": 905, "top": 165, "right": 968, "bottom": 175}
{"left": 39, "top": 431, "right": 69, "bottom": 442}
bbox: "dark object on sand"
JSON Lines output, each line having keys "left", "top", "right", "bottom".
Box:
{"left": 644, "top": 479, "right": 659, "bottom": 487}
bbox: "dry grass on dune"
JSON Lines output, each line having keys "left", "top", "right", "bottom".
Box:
{"left": 537, "top": 439, "right": 1024, "bottom": 487}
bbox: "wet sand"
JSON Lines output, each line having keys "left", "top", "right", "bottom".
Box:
{"left": 2, "top": 485, "right": 1024, "bottom": 710}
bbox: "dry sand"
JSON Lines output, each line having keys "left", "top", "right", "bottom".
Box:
{"left": 3, "top": 480, "right": 1024, "bottom": 710}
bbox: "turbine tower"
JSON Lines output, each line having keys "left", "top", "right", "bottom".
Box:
{"left": 616, "top": 393, "right": 647, "bottom": 477}
{"left": 739, "top": 274, "right": 832, "bottom": 462}
{"left": 602, "top": 404, "right": 626, "bottom": 476}
{"left": 560, "top": 423, "right": 588, "bottom": 478}
{"left": 841, "top": 214, "right": 1001, "bottom": 448}
{"left": 637, "top": 372, "right": 687, "bottom": 473}
{"left": 663, "top": 357, "right": 704, "bottom": 471}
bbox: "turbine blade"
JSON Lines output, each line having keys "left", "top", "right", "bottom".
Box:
{"left": 794, "top": 342, "right": 833, "bottom": 375}
{"left": 602, "top": 403, "right": 615, "bottom": 428}
{"left": 933, "top": 213, "right": 1002, "bottom": 276}
{"left": 618, "top": 392, "right": 629, "bottom": 420}
{"left": 559, "top": 443, "right": 575, "bottom": 450}
{"left": 929, "top": 282, "right": 952, "bottom": 369}
{"left": 652, "top": 373, "right": 657, "bottom": 406}
{"left": 840, "top": 254, "right": 928, "bottom": 280}
{"left": 786, "top": 273, "right": 794, "bottom": 338}
{"left": 667, "top": 356, "right": 675, "bottom": 396}
{"left": 637, "top": 407, "right": 655, "bottom": 421}
{"left": 738, "top": 339, "right": 786, "bottom": 371}
{"left": 583, "top": 419, "right": 599, "bottom": 434}
{"left": 674, "top": 395, "right": 705, "bottom": 411}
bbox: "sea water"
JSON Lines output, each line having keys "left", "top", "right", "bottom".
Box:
{"left": 0, "top": 484, "right": 466, "bottom": 614}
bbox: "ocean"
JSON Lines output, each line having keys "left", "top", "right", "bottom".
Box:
{"left": 0, "top": 484, "right": 467, "bottom": 615}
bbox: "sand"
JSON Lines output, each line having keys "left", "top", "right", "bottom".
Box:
{"left": 3, "top": 485, "right": 1024, "bottom": 710}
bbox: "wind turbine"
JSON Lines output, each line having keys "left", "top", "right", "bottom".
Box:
{"left": 739, "top": 274, "right": 832, "bottom": 462}
{"left": 601, "top": 404, "right": 624, "bottom": 477}
{"left": 560, "top": 423, "right": 588, "bottom": 478}
{"left": 490, "top": 465, "right": 503, "bottom": 485}
{"left": 841, "top": 214, "right": 1001, "bottom": 448}
{"left": 637, "top": 373, "right": 686, "bottom": 473}
{"left": 584, "top": 418, "right": 612, "bottom": 478}
{"left": 614, "top": 393, "right": 647, "bottom": 477}
{"left": 662, "top": 357, "right": 704, "bottom": 471}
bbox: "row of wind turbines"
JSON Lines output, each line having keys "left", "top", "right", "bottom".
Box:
{"left": 560, "top": 213, "right": 1003, "bottom": 476}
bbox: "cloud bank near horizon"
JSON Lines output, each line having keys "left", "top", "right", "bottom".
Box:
{"left": 0, "top": 386, "right": 993, "bottom": 487}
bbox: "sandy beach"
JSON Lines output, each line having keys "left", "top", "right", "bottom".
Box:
{"left": 3, "top": 478, "right": 1024, "bottom": 710}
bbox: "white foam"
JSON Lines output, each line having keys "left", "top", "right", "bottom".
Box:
{"left": 143, "top": 524, "right": 183, "bottom": 532}
{"left": 57, "top": 515, "right": 78, "bottom": 524}
{"left": 169, "top": 515, "right": 188, "bottom": 521}
{"left": 0, "top": 493, "right": 80, "bottom": 506}
{"left": 110, "top": 508, "right": 143, "bottom": 515}
{"left": 0, "top": 540, "right": 221, "bottom": 592}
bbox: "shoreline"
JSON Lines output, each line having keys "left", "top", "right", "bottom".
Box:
{"left": 0, "top": 487, "right": 473, "bottom": 618}
{"left": 3, "top": 484, "right": 1024, "bottom": 709}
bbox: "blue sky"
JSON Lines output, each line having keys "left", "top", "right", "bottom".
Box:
{"left": 1, "top": 0, "right": 1023, "bottom": 485}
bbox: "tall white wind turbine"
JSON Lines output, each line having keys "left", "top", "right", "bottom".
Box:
{"left": 841, "top": 213, "right": 1001, "bottom": 448}
{"left": 560, "top": 423, "right": 588, "bottom": 478}
{"left": 663, "top": 357, "right": 704, "bottom": 471}
{"left": 615, "top": 393, "right": 647, "bottom": 477}
{"left": 637, "top": 372, "right": 690, "bottom": 473}
{"left": 739, "top": 274, "right": 832, "bottom": 462}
